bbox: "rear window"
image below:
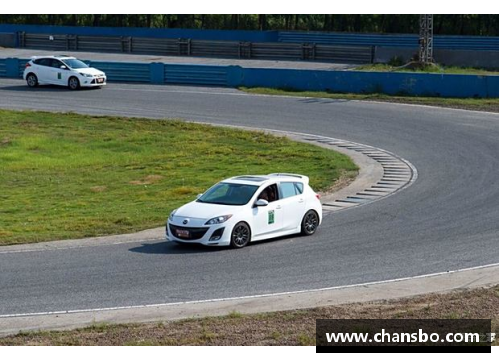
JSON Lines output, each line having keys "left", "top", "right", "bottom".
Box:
{"left": 294, "top": 182, "right": 304, "bottom": 194}
{"left": 33, "top": 58, "right": 51, "bottom": 67}
{"left": 279, "top": 182, "right": 304, "bottom": 199}
{"left": 280, "top": 182, "right": 297, "bottom": 199}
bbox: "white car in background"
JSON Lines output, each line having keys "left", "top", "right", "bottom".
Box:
{"left": 166, "top": 174, "right": 322, "bottom": 248}
{"left": 23, "top": 55, "right": 106, "bottom": 90}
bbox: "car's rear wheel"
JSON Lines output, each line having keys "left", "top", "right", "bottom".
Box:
{"left": 230, "top": 222, "right": 251, "bottom": 248}
{"left": 68, "top": 77, "right": 80, "bottom": 90}
{"left": 26, "top": 73, "right": 38, "bottom": 88}
{"left": 301, "top": 210, "right": 319, "bottom": 236}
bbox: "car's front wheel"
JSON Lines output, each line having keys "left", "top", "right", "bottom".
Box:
{"left": 68, "top": 77, "right": 80, "bottom": 90}
{"left": 26, "top": 73, "right": 38, "bottom": 88}
{"left": 230, "top": 222, "right": 251, "bottom": 248}
{"left": 301, "top": 210, "right": 319, "bottom": 236}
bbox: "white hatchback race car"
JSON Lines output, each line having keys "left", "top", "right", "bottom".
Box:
{"left": 166, "top": 174, "right": 322, "bottom": 248}
{"left": 23, "top": 55, "right": 106, "bottom": 90}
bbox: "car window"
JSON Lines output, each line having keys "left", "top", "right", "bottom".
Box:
{"left": 257, "top": 184, "right": 279, "bottom": 203}
{"left": 197, "top": 182, "right": 258, "bottom": 206}
{"left": 280, "top": 182, "right": 298, "bottom": 199}
{"left": 294, "top": 182, "right": 304, "bottom": 195}
{"left": 34, "top": 58, "right": 51, "bottom": 67}
{"left": 50, "top": 59, "right": 64, "bottom": 68}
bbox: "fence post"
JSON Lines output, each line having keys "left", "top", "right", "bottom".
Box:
{"left": 6, "top": 58, "right": 21, "bottom": 78}
{"left": 150, "top": 62, "right": 165, "bottom": 84}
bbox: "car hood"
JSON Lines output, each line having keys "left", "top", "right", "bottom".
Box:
{"left": 174, "top": 201, "right": 243, "bottom": 221}
{"left": 74, "top": 67, "right": 104, "bottom": 75}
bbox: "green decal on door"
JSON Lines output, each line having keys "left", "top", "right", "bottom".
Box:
{"left": 58, "top": 73, "right": 61, "bottom": 79}
{"left": 268, "top": 210, "right": 275, "bottom": 224}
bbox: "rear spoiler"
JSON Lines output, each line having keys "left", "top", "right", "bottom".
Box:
{"left": 267, "top": 173, "right": 309, "bottom": 184}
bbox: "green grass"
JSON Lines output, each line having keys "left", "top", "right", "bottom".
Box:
{"left": 240, "top": 87, "right": 499, "bottom": 113}
{"left": 355, "top": 63, "right": 499, "bottom": 75}
{"left": 0, "top": 110, "right": 357, "bottom": 245}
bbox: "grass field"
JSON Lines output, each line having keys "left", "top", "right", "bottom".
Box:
{"left": 240, "top": 87, "right": 499, "bottom": 113}
{"left": 0, "top": 110, "right": 357, "bottom": 245}
{"left": 2, "top": 286, "right": 497, "bottom": 346}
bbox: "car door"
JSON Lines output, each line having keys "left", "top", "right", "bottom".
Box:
{"left": 46, "top": 59, "right": 66, "bottom": 85}
{"left": 279, "top": 181, "right": 306, "bottom": 231}
{"left": 251, "top": 184, "right": 283, "bottom": 238}
{"left": 33, "top": 58, "right": 52, "bottom": 83}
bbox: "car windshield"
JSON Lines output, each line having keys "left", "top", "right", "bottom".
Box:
{"left": 197, "top": 182, "right": 258, "bottom": 206}
{"left": 63, "top": 59, "right": 89, "bottom": 69}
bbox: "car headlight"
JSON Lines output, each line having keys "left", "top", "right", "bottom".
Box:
{"left": 205, "top": 215, "right": 233, "bottom": 225}
{"left": 169, "top": 209, "right": 177, "bottom": 221}
{"left": 79, "top": 73, "right": 93, "bottom": 78}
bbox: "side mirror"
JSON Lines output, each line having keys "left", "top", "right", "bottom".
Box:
{"left": 60, "top": 65, "right": 67, "bottom": 70}
{"left": 196, "top": 193, "right": 203, "bottom": 199}
{"left": 255, "top": 199, "right": 269, "bottom": 207}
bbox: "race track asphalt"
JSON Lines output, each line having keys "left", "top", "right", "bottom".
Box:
{"left": 0, "top": 79, "right": 497, "bottom": 316}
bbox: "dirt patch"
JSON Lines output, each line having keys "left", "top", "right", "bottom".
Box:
{"left": 0, "top": 138, "right": 11, "bottom": 147}
{"left": 321, "top": 170, "right": 358, "bottom": 194}
{"left": 129, "top": 175, "right": 164, "bottom": 185}
{"left": 2, "top": 285, "right": 497, "bottom": 346}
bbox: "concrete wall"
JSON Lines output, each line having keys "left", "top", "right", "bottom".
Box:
{"left": 0, "top": 32, "right": 15, "bottom": 47}
{"left": 374, "top": 46, "right": 499, "bottom": 70}
{"left": 237, "top": 67, "right": 498, "bottom": 98}
{"left": 1, "top": 58, "right": 497, "bottom": 98}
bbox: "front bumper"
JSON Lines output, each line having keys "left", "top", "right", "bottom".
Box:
{"left": 80, "top": 76, "right": 107, "bottom": 87}
{"left": 166, "top": 221, "right": 231, "bottom": 246}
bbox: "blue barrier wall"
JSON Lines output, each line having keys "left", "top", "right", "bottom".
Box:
{"left": 1, "top": 24, "right": 497, "bottom": 51}
{"left": 2, "top": 58, "right": 497, "bottom": 98}
{"left": 0, "top": 24, "right": 279, "bottom": 42}
{"left": 238, "top": 68, "right": 498, "bottom": 98}
{"left": 0, "top": 59, "right": 6, "bottom": 77}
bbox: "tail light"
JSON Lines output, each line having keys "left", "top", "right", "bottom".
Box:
{"left": 316, "top": 194, "right": 320, "bottom": 200}
{"left": 25, "top": 63, "right": 31, "bottom": 68}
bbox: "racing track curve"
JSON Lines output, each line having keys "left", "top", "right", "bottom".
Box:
{"left": 0, "top": 79, "right": 497, "bottom": 317}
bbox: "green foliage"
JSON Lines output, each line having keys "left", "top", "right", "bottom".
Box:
{"left": 0, "top": 110, "right": 357, "bottom": 245}
{"left": 387, "top": 56, "right": 406, "bottom": 67}
{"left": 0, "top": 15, "right": 498, "bottom": 35}
{"left": 356, "top": 63, "right": 498, "bottom": 75}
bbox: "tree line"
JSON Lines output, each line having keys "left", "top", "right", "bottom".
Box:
{"left": 0, "top": 15, "right": 498, "bottom": 36}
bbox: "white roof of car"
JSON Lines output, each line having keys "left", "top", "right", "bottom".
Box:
{"left": 224, "top": 173, "right": 309, "bottom": 185}
{"left": 30, "top": 55, "right": 75, "bottom": 60}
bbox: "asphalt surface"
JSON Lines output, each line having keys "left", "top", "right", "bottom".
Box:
{"left": 0, "top": 79, "right": 498, "bottom": 316}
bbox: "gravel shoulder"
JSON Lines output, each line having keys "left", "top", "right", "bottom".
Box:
{"left": 2, "top": 285, "right": 497, "bottom": 346}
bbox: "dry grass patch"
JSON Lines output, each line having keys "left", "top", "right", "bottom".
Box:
{"left": 2, "top": 286, "right": 497, "bottom": 346}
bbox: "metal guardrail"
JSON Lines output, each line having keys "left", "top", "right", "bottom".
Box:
{"left": 279, "top": 32, "right": 499, "bottom": 51}
{"left": 18, "top": 32, "right": 374, "bottom": 63}
{"left": 164, "top": 64, "right": 228, "bottom": 86}
{"left": 433, "top": 36, "right": 499, "bottom": 51}
{"left": 0, "top": 59, "right": 6, "bottom": 77}
{"left": 87, "top": 61, "right": 150, "bottom": 82}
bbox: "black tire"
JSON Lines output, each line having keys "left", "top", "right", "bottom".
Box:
{"left": 26, "top": 73, "right": 38, "bottom": 88}
{"left": 230, "top": 222, "right": 251, "bottom": 248}
{"left": 68, "top": 77, "right": 80, "bottom": 90}
{"left": 301, "top": 210, "right": 319, "bottom": 236}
